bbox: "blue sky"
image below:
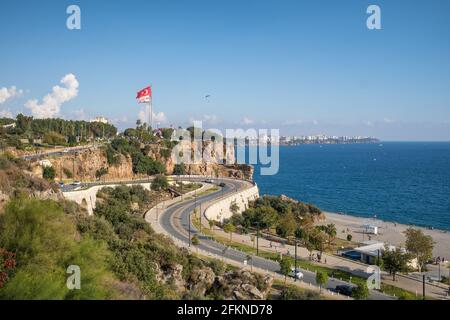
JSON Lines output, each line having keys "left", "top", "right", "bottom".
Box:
{"left": 1, "top": 0, "right": 450, "bottom": 140}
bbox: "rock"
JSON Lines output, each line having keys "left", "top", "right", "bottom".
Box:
{"left": 187, "top": 267, "right": 216, "bottom": 295}
{"left": 155, "top": 263, "right": 186, "bottom": 292}
{"left": 240, "top": 283, "right": 264, "bottom": 300}
{"left": 218, "top": 270, "right": 273, "bottom": 300}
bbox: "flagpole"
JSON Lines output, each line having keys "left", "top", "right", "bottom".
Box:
{"left": 149, "top": 85, "right": 153, "bottom": 131}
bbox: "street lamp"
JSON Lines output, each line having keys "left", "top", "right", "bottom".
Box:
{"left": 256, "top": 221, "right": 260, "bottom": 256}
{"left": 188, "top": 209, "right": 191, "bottom": 247}
{"left": 199, "top": 201, "right": 202, "bottom": 233}
{"left": 294, "top": 240, "right": 298, "bottom": 282}
{"left": 222, "top": 246, "right": 228, "bottom": 262}
{"left": 438, "top": 262, "right": 441, "bottom": 281}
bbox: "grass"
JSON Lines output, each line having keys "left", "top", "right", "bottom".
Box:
{"left": 270, "top": 279, "right": 323, "bottom": 300}
{"left": 380, "top": 283, "right": 420, "bottom": 300}
{"left": 196, "top": 187, "right": 220, "bottom": 197}
{"left": 191, "top": 215, "right": 421, "bottom": 300}
{"left": 171, "top": 182, "right": 202, "bottom": 194}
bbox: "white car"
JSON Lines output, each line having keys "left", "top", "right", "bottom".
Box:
{"left": 72, "top": 181, "right": 81, "bottom": 186}
{"left": 289, "top": 268, "right": 304, "bottom": 280}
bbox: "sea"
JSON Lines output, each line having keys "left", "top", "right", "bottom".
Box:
{"left": 248, "top": 142, "right": 450, "bottom": 231}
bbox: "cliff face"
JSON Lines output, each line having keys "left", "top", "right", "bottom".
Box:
{"left": 0, "top": 157, "right": 62, "bottom": 212}
{"left": 165, "top": 140, "right": 254, "bottom": 180}
{"left": 32, "top": 140, "right": 254, "bottom": 182}
{"left": 32, "top": 149, "right": 138, "bottom": 182}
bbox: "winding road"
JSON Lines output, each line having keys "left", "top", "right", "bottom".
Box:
{"left": 156, "top": 177, "right": 393, "bottom": 300}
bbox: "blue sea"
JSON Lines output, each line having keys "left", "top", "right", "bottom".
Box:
{"left": 250, "top": 142, "right": 450, "bottom": 231}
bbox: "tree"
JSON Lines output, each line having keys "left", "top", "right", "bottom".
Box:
{"left": 151, "top": 174, "right": 169, "bottom": 192}
{"left": 279, "top": 258, "right": 291, "bottom": 284}
{"left": 404, "top": 228, "right": 434, "bottom": 272}
{"left": 229, "top": 201, "right": 240, "bottom": 215}
{"left": 95, "top": 167, "right": 108, "bottom": 180}
{"left": 315, "top": 271, "right": 328, "bottom": 293}
{"left": 346, "top": 234, "right": 352, "bottom": 242}
{"left": 296, "top": 227, "right": 314, "bottom": 259}
{"left": 172, "top": 163, "right": 185, "bottom": 176}
{"left": 324, "top": 224, "right": 337, "bottom": 245}
{"left": 223, "top": 223, "right": 236, "bottom": 243}
{"left": 310, "top": 228, "right": 327, "bottom": 262}
{"left": 382, "top": 247, "right": 409, "bottom": 281}
{"left": 43, "top": 166, "right": 56, "bottom": 181}
{"left": 352, "top": 282, "right": 369, "bottom": 300}
{"left": 209, "top": 220, "right": 215, "bottom": 230}
{"left": 0, "top": 199, "right": 114, "bottom": 299}
{"left": 191, "top": 234, "right": 200, "bottom": 253}
{"left": 276, "top": 211, "right": 297, "bottom": 239}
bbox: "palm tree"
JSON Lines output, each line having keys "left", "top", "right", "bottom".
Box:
{"left": 223, "top": 223, "right": 236, "bottom": 243}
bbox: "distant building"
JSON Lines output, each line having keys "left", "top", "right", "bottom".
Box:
{"left": 90, "top": 116, "right": 109, "bottom": 124}
{"left": 342, "top": 240, "right": 418, "bottom": 269}
{"left": 1, "top": 123, "right": 16, "bottom": 129}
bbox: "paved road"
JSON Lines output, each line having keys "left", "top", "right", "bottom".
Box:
{"left": 20, "top": 144, "right": 98, "bottom": 161}
{"left": 60, "top": 178, "right": 155, "bottom": 192}
{"left": 158, "top": 178, "right": 393, "bottom": 300}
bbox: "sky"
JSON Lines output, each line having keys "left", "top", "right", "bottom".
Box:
{"left": 1, "top": 0, "right": 450, "bottom": 140}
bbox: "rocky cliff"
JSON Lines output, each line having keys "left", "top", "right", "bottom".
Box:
{"left": 32, "top": 141, "right": 254, "bottom": 182}
{"left": 156, "top": 262, "right": 273, "bottom": 300}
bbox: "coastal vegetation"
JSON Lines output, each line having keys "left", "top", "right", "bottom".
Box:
{"left": 0, "top": 114, "right": 117, "bottom": 149}
{"left": 228, "top": 195, "right": 322, "bottom": 235}
{"left": 106, "top": 137, "right": 166, "bottom": 175}
{"left": 404, "top": 228, "right": 434, "bottom": 272}
{"left": 0, "top": 198, "right": 116, "bottom": 299}
{"left": 0, "top": 157, "right": 273, "bottom": 300}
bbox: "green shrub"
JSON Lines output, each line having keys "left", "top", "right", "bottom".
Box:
{"left": 43, "top": 166, "right": 56, "bottom": 181}
{"left": 0, "top": 199, "right": 115, "bottom": 299}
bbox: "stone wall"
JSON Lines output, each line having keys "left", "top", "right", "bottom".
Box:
{"left": 204, "top": 184, "right": 259, "bottom": 222}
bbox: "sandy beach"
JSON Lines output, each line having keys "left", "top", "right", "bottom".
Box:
{"left": 322, "top": 211, "right": 450, "bottom": 259}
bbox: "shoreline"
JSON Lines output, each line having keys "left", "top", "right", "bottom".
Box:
{"left": 322, "top": 211, "right": 450, "bottom": 259}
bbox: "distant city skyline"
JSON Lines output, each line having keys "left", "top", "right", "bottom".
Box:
{"left": 1, "top": 0, "right": 450, "bottom": 141}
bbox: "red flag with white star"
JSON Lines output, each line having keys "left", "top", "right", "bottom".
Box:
{"left": 136, "top": 86, "right": 151, "bottom": 103}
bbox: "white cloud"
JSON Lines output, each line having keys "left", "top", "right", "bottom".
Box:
{"left": 139, "top": 107, "right": 167, "bottom": 125}
{"left": 383, "top": 118, "right": 395, "bottom": 123}
{"left": 312, "top": 120, "right": 319, "bottom": 125}
{"left": 242, "top": 117, "right": 254, "bottom": 125}
{"left": 189, "top": 114, "right": 218, "bottom": 125}
{"left": 283, "top": 119, "right": 303, "bottom": 126}
{"left": 25, "top": 74, "right": 79, "bottom": 118}
{"left": 70, "top": 108, "right": 88, "bottom": 120}
{"left": 0, "top": 86, "right": 23, "bottom": 104}
{"left": 0, "top": 109, "right": 13, "bottom": 118}
{"left": 365, "top": 121, "right": 374, "bottom": 127}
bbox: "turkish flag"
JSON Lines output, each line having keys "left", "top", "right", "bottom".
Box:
{"left": 136, "top": 86, "right": 151, "bottom": 103}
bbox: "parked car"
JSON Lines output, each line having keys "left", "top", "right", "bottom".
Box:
{"left": 288, "top": 268, "right": 304, "bottom": 280}
{"left": 335, "top": 284, "right": 353, "bottom": 296}
{"left": 427, "top": 275, "right": 442, "bottom": 283}
{"left": 219, "top": 182, "right": 226, "bottom": 187}
{"left": 71, "top": 181, "right": 81, "bottom": 186}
